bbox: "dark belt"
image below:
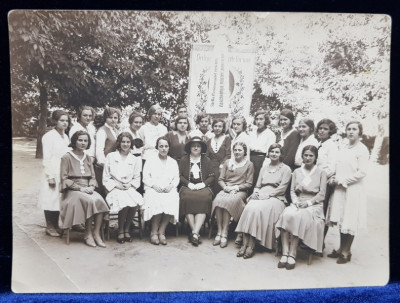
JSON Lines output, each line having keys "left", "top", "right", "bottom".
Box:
{"left": 67, "top": 176, "right": 91, "bottom": 180}
{"left": 250, "top": 151, "right": 266, "bottom": 156}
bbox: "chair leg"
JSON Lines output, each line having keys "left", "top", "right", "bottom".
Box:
{"left": 138, "top": 209, "right": 143, "bottom": 239}
{"left": 208, "top": 216, "right": 213, "bottom": 239}
{"left": 66, "top": 229, "right": 70, "bottom": 245}
{"left": 308, "top": 251, "right": 313, "bottom": 265}
{"left": 175, "top": 222, "right": 179, "bottom": 237}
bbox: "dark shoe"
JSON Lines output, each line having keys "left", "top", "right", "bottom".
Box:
{"left": 220, "top": 236, "right": 228, "bottom": 248}
{"left": 191, "top": 233, "right": 199, "bottom": 246}
{"left": 117, "top": 232, "right": 125, "bottom": 244}
{"left": 237, "top": 246, "right": 246, "bottom": 257}
{"left": 94, "top": 236, "right": 106, "bottom": 248}
{"left": 314, "top": 252, "right": 323, "bottom": 257}
{"left": 243, "top": 247, "right": 255, "bottom": 259}
{"left": 278, "top": 255, "right": 288, "bottom": 268}
{"left": 124, "top": 232, "right": 133, "bottom": 242}
{"left": 72, "top": 224, "right": 86, "bottom": 232}
{"left": 159, "top": 234, "right": 167, "bottom": 245}
{"left": 327, "top": 249, "right": 341, "bottom": 258}
{"left": 84, "top": 236, "right": 96, "bottom": 247}
{"left": 337, "top": 253, "right": 352, "bottom": 264}
{"left": 235, "top": 233, "right": 243, "bottom": 246}
{"left": 286, "top": 256, "right": 296, "bottom": 270}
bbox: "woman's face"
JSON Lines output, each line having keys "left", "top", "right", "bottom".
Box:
{"left": 298, "top": 121, "right": 312, "bottom": 138}
{"left": 255, "top": 115, "right": 266, "bottom": 129}
{"left": 346, "top": 123, "right": 360, "bottom": 143}
{"left": 190, "top": 142, "right": 202, "bottom": 156}
{"left": 232, "top": 119, "right": 244, "bottom": 134}
{"left": 106, "top": 113, "right": 119, "bottom": 128}
{"left": 177, "top": 107, "right": 188, "bottom": 118}
{"left": 150, "top": 109, "right": 162, "bottom": 124}
{"left": 157, "top": 139, "right": 169, "bottom": 157}
{"left": 199, "top": 117, "right": 209, "bottom": 132}
{"left": 80, "top": 110, "right": 93, "bottom": 127}
{"left": 176, "top": 119, "right": 189, "bottom": 132}
{"left": 279, "top": 115, "right": 291, "bottom": 131}
{"left": 75, "top": 134, "right": 89, "bottom": 151}
{"left": 268, "top": 147, "right": 281, "bottom": 162}
{"left": 213, "top": 122, "right": 224, "bottom": 136}
{"left": 317, "top": 123, "right": 330, "bottom": 141}
{"left": 120, "top": 136, "right": 131, "bottom": 153}
{"left": 302, "top": 150, "right": 316, "bottom": 166}
{"left": 233, "top": 144, "right": 245, "bottom": 161}
{"left": 56, "top": 115, "right": 69, "bottom": 131}
{"left": 131, "top": 116, "right": 143, "bottom": 131}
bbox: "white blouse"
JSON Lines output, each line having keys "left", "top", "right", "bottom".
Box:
{"left": 249, "top": 128, "right": 276, "bottom": 154}
{"left": 317, "top": 138, "right": 338, "bottom": 178}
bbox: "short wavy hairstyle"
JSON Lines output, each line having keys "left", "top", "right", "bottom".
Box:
{"left": 302, "top": 145, "right": 319, "bottom": 164}
{"left": 174, "top": 116, "right": 191, "bottom": 131}
{"left": 212, "top": 118, "right": 227, "bottom": 133}
{"left": 253, "top": 110, "right": 271, "bottom": 127}
{"left": 77, "top": 106, "right": 96, "bottom": 123}
{"left": 69, "top": 130, "right": 91, "bottom": 150}
{"left": 232, "top": 141, "right": 248, "bottom": 156}
{"left": 345, "top": 121, "right": 363, "bottom": 136}
{"left": 267, "top": 143, "right": 284, "bottom": 162}
{"left": 316, "top": 118, "right": 337, "bottom": 137}
{"left": 116, "top": 132, "right": 134, "bottom": 151}
{"left": 231, "top": 115, "right": 248, "bottom": 132}
{"left": 103, "top": 106, "right": 121, "bottom": 124}
{"left": 195, "top": 112, "right": 210, "bottom": 125}
{"left": 155, "top": 136, "right": 169, "bottom": 149}
{"left": 279, "top": 109, "right": 295, "bottom": 126}
{"left": 299, "top": 118, "right": 315, "bottom": 135}
{"left": 51, "top": 109, "right": 71, "bottom": 127}
{"left": 128, "top": 111, "right": 144, "bottom": 125}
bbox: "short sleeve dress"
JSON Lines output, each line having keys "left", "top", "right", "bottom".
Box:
{"left": 60, "top": 152, "right": 109, "bottom": 229}
{"left": 235, "top": 163, "right": 291, "bottom": 249}
{"left": 275, "top": 166, "right": 327, "bottom": 253}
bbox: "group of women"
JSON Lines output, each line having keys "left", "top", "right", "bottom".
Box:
{"left": 38, "top": 104, "right": 369, "bottom": 269}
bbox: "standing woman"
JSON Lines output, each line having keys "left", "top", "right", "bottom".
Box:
{"left": 211, "top": 142, "right": 254, "bottom": 248}
{"left": 275, "top": 145, "right": 327, "bottom": 269}
{"left": 190, "top": 113, "right": 214, "bottom": 142}
{"left": 179, "top": 137, "right": 215, "bottom": 246}
{"left": 69, "top": 106, "right": 96, "bottom": 161}
{"left": 294, "top": 118, "right": 319, "bottom": 169}
{"left": 249, "top": 110, "right": 276, "bottom": 191}
{"left": 235, "top": 144, "right": 291, "bottom": 258}
{"left": 142, "top": 137, "right": 180, "bottom": 245}
{"left": 325, "top": 121, "right": 369, "bottom": 264}
{"left": 231, "top": 115, "right": 251, "bottom": 160}
{"left": 103, "top": 132, "right": 144, "bottom": 244}
{"left": 60, "top": 131, "right": 109, "bottom": 247}
{"left": 38, "top": 110, "right": 70, "bottom": 237}
{"left": 94, "top": 106, "right": 121, "bottom": 197}
{"left": 165, "top": 116, "right": 191, "bottom": 163}
{"left": 138, "top": 104, "right": 168, "bottom": 162}
{"left": 276, "top": 109, "right": 301, "bottom": 171}
{"left": 125, "top": 111, "right": 145, "bottom": 157}
{"left": 206, "top": 118, "right": 231, "bottom": 194}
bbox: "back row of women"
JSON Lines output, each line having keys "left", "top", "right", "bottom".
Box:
{"left": 38, "top": 104, "right": 369, "bottom": 269}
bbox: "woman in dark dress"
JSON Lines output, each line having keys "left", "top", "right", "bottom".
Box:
{"left": 179, "top": 137, "right": 215, "bottom": 246}
{"left": 165, "top": 116, "right": 191, "bottom": 163}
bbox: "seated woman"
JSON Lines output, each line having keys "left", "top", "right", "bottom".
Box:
{"left": 142, "top": 137, "right": 180, "bottom": 245}
{"left": 60, "top": 130, "right": 109, "bottom": 248}
{"left": 235, "top": 143, "right": 291, "bottom": 259}
{"left": 103, "top": 132, "right": 144, "bottom": 244}
{"left": 211, "top": 142, "right": 254, "bottom": 248}
{"left": 179, "top": 137, "right": 215, "bottom": 246}
{"left": 275, "top": 145, "right": 327, "bottom": 269}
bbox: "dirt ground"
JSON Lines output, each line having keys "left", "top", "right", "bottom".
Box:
{"left": 11, "top": 137, "right": 390, "bottom": 293}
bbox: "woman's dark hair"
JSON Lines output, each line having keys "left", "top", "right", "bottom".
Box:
{"left": 301, "top": 145, "right": 319, "bottom": 164}
{"left": 176, "top": 105, "right": 188, "bottom": 115}
{"left": 316, "top": 119, "right": 337, "bottom": 136}
{"left": 116, "top": 132, "right": 134, "bottom": 151}
{"left": 267, "top": 143, "right": 284, "bottom": 162}
{"left": 231, "top": 115, "right": 248, "bottom": 132}
{"left": 233, "top": 141, "right": 248, "bottom": 156}
{"left": 128, "top": 111, "right": 144, "bottom": 125}
{"left": 195, "top": 112, "right": 210, "bottom": 125}
{"left": 147, "top": 104, "right": 163, "bottom": 121}
{"left": 174, "top": 116, "right": 191, "bottom": 131}
{"left": 299, "top": 118, "right": 315, "bottom": 136}
{"left": 212, "top": 118, "right": 227, "bottom": 133}
{"left": 279, "top": 109, "right": 295, "bottom": 126}
{"left": 51, "top": 110, "right": 71, "bottom": 127}
{"left": 77, "top": 106, "right": 96, "bottom": 123}
{"left": 69, "top": 130, "right": 91, "bottom": 150}
{"left": 95, "top": 106, "right": 121, "bottom": 129}
{"left": 345, "top": 121, "right": 363, "bottom": 136}
{"left": 155, "top": 136, "right": 169, "bottom": 149}
{"left": 253, "top": 110, "right": 271, "bottom": 127}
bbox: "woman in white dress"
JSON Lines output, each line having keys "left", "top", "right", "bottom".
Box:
{"left": 38, "top": 110, "right": 70, "bottom": 237}
{"left": 103, "top": 132, "right": 144, "bottom": 244}
{"left": 294, "top": 118, "right": 319, "bottom": 169}
{"left": 143, "top": 137, "right": 180, "bottom": 245}
{"left": 325, "top": 121, "right": 369, "bottom": 264}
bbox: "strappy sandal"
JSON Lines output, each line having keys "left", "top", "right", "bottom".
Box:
{"left": 220, "top": 235, "right": 228, "bottom": 248}
{"left": 191, "top": 233, "right": 199, "bottom": 246}
{"left": 124, "top": 231, "right": 133, "bottom": 242}
{"left": 286, "top": 256, "right": 296, "bottom": 270}
{"left": 243, "top": 246, "right": 255, "bottom": 259}
{"left": 278, "top": 255, "right": 288, "bottom": 268}
{"left": 237, "top": 246, "right": 246, "bottom": 257}
{"left": 213, "top": 234, "right": 221, "bottom": 246}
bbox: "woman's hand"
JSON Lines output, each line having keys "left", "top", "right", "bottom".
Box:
{"left": 80, "top": 187, "right": 93, "bottom": 194}
{"left": 298, "top": 200, "right": 309, "bottom": 208}
{"left": 48, "top": 178, "right": 56, "bottom": 188}
{"left": 153, "top": 185, "right": 164, "bottom": 193}
{"left": 223, "top": 185, "right": 231, "bottom": 193}
{"left": 115, "top": 183, "right": 125, "bottom": 190}
{"left": 251, "top": 190, "right": 260, "bottom": 199}
{"left": 163, "top": 184, "right": 174, "bottom": 193}
{"left": 121, "top": 183, "right": 131, "bottom": 190}
{"left": 328, "top": 176, "right": 337, "bottom": 186}
{"left": 195, "top": 182, "right": 206, "bottom": 190}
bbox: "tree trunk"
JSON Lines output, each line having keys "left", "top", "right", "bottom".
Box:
{"left": 35, "top": 79, "right": 48, "bottom": 159}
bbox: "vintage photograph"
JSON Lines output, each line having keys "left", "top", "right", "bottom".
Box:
{"left": 10, "top": 11, "right": 390, "bottom": 293}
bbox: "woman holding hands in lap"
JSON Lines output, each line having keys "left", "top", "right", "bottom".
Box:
{"left": 103, "top": 132, "right": 144, "bottom": 244}
{"left": 235, "top": 143, "right": 291, "bottom": 258}
{"left": 211, "top": 142, "right": 254, "bottom": 249}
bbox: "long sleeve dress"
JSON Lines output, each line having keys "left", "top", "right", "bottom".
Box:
{"left": 142, "top": 154, "right": 180, "bottom": 223}
{"left": 37, "top": 129, "right": 70, "bottom": 211}
{"left": 211, "top": 159, "right": 254, "bottom": 222}
{"left": 275, "top": 166, "right": 327, "bottom": 253}
{"left": 325, "top": 141, "right": 369, "bottom": 235}
{"left": 165, "top": 131, "right": 190, "bottom": 162}
{"left": 236, "top": 163, "right": 291, "bottom": 249}
{"left": 277, "top": 129, "right": 301, "bottom": 171}
{"left": 60, "top": 152, "right": 109, "bottom": 229}
{"left": 103, "top": 151, "right": 144, "bottom": 213}
{"left": 179, "top": 154, "right": 215, "bottom": 216}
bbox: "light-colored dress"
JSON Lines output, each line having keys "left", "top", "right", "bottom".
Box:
{"left": 138, "top": 122, "right": 168, "bottom": 160}
{"left": 142, "top": 154, "right": 180, "bottom": 223}
{"left": 69, "top": 122, "right": 96, "bottom": 158}
{"left": 60, "top": 152, "right": 109, "bottom": 228}
{"left": 211, "top": 159, "right": 254, "bottom": 222}
{"left": 317, "top": 138, "right": 338, "bottom": 179}
{"left": 294, "top": 135, "right": 319, "bottom": 167}
{"left": 276, "top": 166, "right": 327, "bottom": 252}
{"left": 325, "top": 141, "right": 369, "bottom": 235}
{"left": 236, "top": 163, "right": 291, "bottom": 249}
{"left": 37, "top": 129, "right": 70, "bottom": 211}
{"left": 103, "top": 151, "right": 144, "bottom": 213}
